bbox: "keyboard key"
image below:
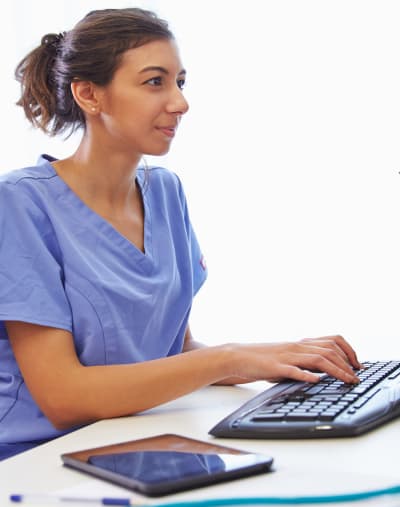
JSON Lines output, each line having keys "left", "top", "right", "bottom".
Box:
{"left": 350, "top": 385, "right": 370, "bottom": 395}
{"left": 353, "top": 397, "right": 369, "bottom": 409}
{"left": 305, "top": 385, "right": 324, "bottom": 395}
{"left": 252, "top": 414, "right": 285, "bottom": 422}
{"left": 285, "top": 413, "right": 319, "bottom": 421}
{"left": 318, "top": 413, "right": 336, "bottom": 421}
{"left": 260, "top": 403, "right": 284, "bottom": 411}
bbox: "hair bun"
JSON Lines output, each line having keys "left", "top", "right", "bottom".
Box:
{"left": 41, "top": 32, "right": 66, "bottom": 51}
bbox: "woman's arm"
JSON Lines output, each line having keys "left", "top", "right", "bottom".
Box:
{"left": 7, "top": 321, "right": 361, "bottom": 431}
{"left": 6, "top": 321, "right": 232, "bottom": 430}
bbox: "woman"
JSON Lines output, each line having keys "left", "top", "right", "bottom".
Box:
{"left": 0, "top": 7, "right": 361, "bottom": 460}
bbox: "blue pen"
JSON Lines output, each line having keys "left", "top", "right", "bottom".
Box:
{"left": 10, "top": 494, "right": 133, "bottom": 505}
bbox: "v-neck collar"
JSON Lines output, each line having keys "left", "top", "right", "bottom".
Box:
{"left": 40, "top": 155, "right": 153, "bottom": 270}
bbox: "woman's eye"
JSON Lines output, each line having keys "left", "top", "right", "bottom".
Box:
{"left": 145, "top": 76, "right": 186, "bottom": 90}
{"left": 177, "top": 79, "right": 186, "bottom": 90}
{"left": 146, "top": 76, "right": 162, "bottom": 86}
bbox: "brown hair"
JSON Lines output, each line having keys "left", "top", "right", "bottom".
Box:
{"left": 15, "top": 8, "right": 173, "bottom": 137}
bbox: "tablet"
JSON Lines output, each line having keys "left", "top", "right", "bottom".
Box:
{"left": 61, "top": 433, "right": 273, "bottom": 497}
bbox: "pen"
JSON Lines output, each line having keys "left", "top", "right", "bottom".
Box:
{"left": 10, "top": 494, "right": 133, "bottom": 505}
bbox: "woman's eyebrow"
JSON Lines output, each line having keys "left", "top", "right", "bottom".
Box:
{"left": 139, "top": 65, "right": 186, "bottom": 76}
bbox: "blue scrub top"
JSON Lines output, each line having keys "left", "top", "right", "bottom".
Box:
{"left": 0, "top": 155, "right": 207, "bottom": 458}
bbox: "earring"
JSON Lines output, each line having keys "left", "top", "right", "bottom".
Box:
{"left": 91, "top": 107, "right": 96, "bottom": 112}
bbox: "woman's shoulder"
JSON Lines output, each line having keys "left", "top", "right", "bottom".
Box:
{"left": 0, "top": 155, "right": 58, "bottom": 217}
{"left": 138, "top": 165, "right": 179, "bottom": 182}
{"left": 139, "top": 166, "right": 189, "bottom": 214}
{"left": 138, "top": 165, "right": 184, "bottom": 195}
{"left": 0, "top": 155, "right": 56, "bottom": 189}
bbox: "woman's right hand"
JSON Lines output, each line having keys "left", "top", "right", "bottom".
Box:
{"left": 219, "top": 335, "right": 361, "bottom": 385}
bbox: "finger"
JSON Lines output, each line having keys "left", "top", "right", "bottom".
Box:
{"left": 301, "top": 336, "right": 362, "bottom": 370}
{"left": 308, "top": 339, "right": 349, "bottom": 364}
{"left": 297, "top": 353, "right": 359, "bottom": 383}
{"left": 294, "top": 342, "right": 357, "bottom": 378}
{"left": 326, "top": 335, "right": 363, "bottom": 369}
{"left": 276, "top": 364, "right": 321, "bottom": 383}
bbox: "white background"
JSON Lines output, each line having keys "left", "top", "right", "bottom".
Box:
{"left": 1, "top": 0, "right": 400, "bottom": 359}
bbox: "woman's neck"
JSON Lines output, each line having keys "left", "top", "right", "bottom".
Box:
{"left": 52, "top": 138, "right": 143, "bottom": 219}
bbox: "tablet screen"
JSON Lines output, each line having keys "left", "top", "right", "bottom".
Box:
{"left": 88, "top": 449, "right": 268, "bottom": 484}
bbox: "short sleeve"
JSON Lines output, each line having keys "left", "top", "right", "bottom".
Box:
{"left": 0, "top": 183, "right": 72, "bottom": 337}
{"left": 174, "top": 174, "right": 208, "bottom": 296}
{"left": 188, "top": 221, "right": 207, "bottom": 296}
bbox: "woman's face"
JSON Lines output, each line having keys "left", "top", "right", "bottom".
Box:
{"left": 96, "top": 38, "right": 189, "bottom": 156}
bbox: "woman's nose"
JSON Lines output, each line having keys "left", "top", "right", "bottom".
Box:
{"left": 167, "top": 87, "right": 189, "bottom": 115}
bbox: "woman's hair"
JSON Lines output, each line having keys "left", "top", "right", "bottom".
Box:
{"left": 15, "top": 8, "right": 173, "bottom": 137}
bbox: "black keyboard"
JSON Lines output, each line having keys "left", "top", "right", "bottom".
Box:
{"left": 209, "top": 360, "right": 400, "bottom": 438}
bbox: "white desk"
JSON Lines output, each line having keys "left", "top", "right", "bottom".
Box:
{"left": 1, "top": 382, "right": 400, "bottom": 506}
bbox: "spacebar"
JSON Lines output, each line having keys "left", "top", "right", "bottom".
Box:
{"left": 252, "top": 414, "right": 285, "bottom": 422}
{"left": 252, "top": 413, "right": 319, "bottom": 422}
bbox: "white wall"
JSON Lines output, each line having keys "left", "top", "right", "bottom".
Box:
{"left": 2, "top": 0, "right": 400, "bottom": 358}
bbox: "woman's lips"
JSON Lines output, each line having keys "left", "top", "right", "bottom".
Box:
{"left": 156, "top": 126, "right": 176, "bottom": 138}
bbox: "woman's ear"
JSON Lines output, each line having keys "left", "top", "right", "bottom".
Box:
{"left": 70, "top": 81, "right": 101, "bottom": 115}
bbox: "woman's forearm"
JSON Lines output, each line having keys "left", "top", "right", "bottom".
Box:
{"left": 33, "top": 345, "right": 235, "bottom": 430}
